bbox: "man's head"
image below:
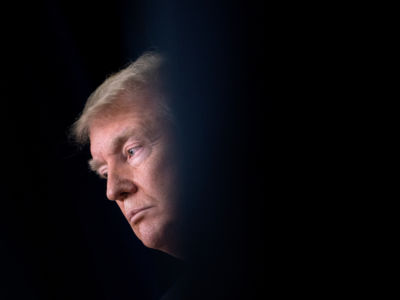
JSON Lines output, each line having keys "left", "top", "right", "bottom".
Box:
{"left": 72, "top": 52, "right": 180, "bottom": 257}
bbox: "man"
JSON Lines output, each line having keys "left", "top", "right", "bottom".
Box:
{"left": 72, "top": 52, "right": 182, "bottom": 258}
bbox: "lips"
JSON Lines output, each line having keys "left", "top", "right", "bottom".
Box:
{"left": 127, "top": 206, "right": 153, "bottom": 224}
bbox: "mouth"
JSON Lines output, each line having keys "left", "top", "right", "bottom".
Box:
{"left": 128, "top": 206, "right": 154, "bottom": 225}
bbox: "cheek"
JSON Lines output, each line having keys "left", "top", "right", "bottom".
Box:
{"left": 134, "top": 138, "right": 177, "bottom": 200}
{"left": 145, "top": 151, "right": 176, "bottom": 196}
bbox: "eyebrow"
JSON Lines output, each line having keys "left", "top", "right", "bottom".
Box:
{"left": 88, "top": 159, "right": 104, "bottom": 173}
{"left": 88, "top": 127, "right": 144, "bottom": 174}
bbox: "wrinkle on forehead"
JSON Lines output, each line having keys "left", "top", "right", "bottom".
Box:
{"left": 88, "top": 123, "right": 146, "bottom": 174}
{"left": 88, "top": 94, "right": 168, "bottom": 171}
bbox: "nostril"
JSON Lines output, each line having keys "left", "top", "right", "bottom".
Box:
{"left": 120, "top": 192, "right": 130, "bottom": 199}
{"left": 132, "top": 185, "right": 139, "bottom": 194}
{"left": 107, "top": 176, "right": 137, "bottom": 201}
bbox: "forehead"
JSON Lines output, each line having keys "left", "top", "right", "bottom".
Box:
{"left": 88, "top": 95, "right": 159, "bottom": 154}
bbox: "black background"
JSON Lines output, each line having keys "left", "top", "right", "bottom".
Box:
{"left": 1, "top": 1, "right": 282, "bottom": 299}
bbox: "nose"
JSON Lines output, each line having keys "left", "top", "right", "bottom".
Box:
{"left": 106, "top": 170, "right": 138, "bottom": 201}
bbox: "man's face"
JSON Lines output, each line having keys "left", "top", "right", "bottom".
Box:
{"left": 88, "top": 91, "right": 178, "bottom": 255}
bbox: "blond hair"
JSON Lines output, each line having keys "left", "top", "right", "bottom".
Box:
{"left": 72, "top": 51, "right": 171, "bottom": 144}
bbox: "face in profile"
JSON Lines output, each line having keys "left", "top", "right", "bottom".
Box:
{"left": 88, "top": 90, "right": 179, "bottom": 256}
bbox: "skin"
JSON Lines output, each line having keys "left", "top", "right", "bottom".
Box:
{"left": 88, "top": 90, "right": 180, "bottom": 257}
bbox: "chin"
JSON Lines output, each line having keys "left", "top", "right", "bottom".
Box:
{"left": 134, "top": 220, "right": 168, "bottom": 248}
{"left": 134, "top": 218, "right": 178, "bottom": 256}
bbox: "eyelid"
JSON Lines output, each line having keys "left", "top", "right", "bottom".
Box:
{"left": 97, "top": 167, "right": 108, "bottom": 179}
{"left": 125, "top": 144, "right": 142, "bottom": 158}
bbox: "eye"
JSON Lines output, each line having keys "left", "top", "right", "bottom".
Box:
{"left": 98, "top": 172, "right": 108, "bottom": 179}
{"left": 127, "top": 146, "right": 141, "bottom": 158}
